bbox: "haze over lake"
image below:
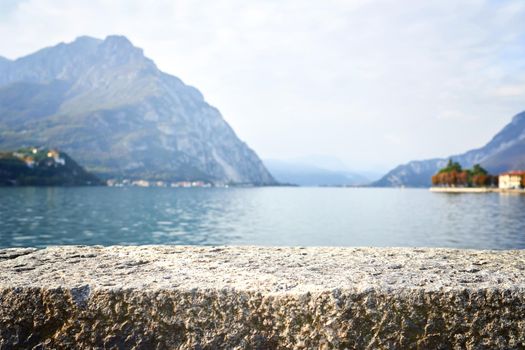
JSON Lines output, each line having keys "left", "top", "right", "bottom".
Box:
{"left": 2, "top": 187, "right": 524, "bottom": 249}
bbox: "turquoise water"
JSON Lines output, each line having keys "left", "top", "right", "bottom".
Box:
{"left": 1, "top": 187, "right": 524, "bottom": 249}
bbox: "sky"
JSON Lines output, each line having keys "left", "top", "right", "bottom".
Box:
{"left": 1, "top": 0, "right": 524, "bottom": 172}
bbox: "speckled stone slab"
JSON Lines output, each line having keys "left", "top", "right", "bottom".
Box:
{"left": 0, "top": 246, "right": 524, "bottom": 349}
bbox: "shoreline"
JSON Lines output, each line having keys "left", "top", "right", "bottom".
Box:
{"left": 430, "top": 187, "right": 525, "bottom": 194}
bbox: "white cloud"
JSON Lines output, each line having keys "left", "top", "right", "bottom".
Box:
{"left": 0, "top": 0, "right": 524, "bottom": 171}
{"left": 493, "top": 84, "right": 525, "bottom": 98}
{"left": 435, "top": 110, "right": 475, "bottom": 122}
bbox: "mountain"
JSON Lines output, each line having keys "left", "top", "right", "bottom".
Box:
{"left": 289, "top": 155, "right": 350, "bottom": 172}
{"left": 373, "top": 111, "right": 525, "bottom": 187}
{"left": 264, "top": 158, "right": 371, "bottom": 186}
{"left": 0, "top": 147, "right": 102, "bottom": 186}
{"left": 0, "top": 35, "right": 275, "bottom": 185}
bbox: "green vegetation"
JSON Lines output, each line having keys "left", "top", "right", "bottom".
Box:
{"left": 432, "top": 160, "right": 497, "bottom": 187}
{"left": 0, "top": 147, "right": 103, "bottom": 186}
{"left": 437, "top": 159, "right": 463, "bottom": 174}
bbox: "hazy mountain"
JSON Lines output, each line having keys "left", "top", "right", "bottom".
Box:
{"left": 264, "top": 158, "right": 371, "bottom": 186}
{"left": 373, "top": 111, "right": 525, "bottom": 187}
{"left": 288, "top": 155, "right": 349, "bottom": 172}
{"left": 0, "top": 35, "right": 275, "bottom": 185}
{"left": 288, "top": 155, "right": 384, "bottom": 181}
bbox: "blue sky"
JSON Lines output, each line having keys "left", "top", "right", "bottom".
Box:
{"left": 1, "top": 0, "right": 525, "bottom": 172}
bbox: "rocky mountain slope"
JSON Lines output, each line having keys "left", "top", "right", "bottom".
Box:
{"left": 0, "top": 36, "right": 275, "bottom": 185}
{"left": 373, "top": 111, "right": 525, "bottom": 187}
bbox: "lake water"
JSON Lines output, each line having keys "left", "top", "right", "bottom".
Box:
{"left": 1, "top": 187, "right": 524, "bottom": 249}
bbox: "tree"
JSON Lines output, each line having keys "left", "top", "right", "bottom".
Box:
{"left": 449, "top": 171, "right": 458, "bottom": 187}
{"left": 472, "top": 174, "right": 488, "bottom": 187}
{"left": 432, "top": 162, "right": 495, "bottom": 188}
{"left": 439, "top": 159, "right": 462, "bottom": 174}
{"left": 490, "top": 175, "right": 499, "bottom": 187}
{"left": 439, "top": 173, "right": 447, "bottom": 186}
{"left": 458, "top": 171, "right": 468, "bottom": 186}
{"left": 442, "top": 172, "right": 450, "bottom": 186}
{"left": 471, "top": 164, "right": 488, "bottom": 176}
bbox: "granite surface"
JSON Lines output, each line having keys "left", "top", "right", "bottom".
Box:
{"left": 0, "top": 246, "right": 524, "bottom": 349}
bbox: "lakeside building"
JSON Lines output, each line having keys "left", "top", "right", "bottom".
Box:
{"left": 106, "top": 179, "right": 213, "bottom": 188}
{"left": 498, "top": 171, "right": 525, "bottom": 189}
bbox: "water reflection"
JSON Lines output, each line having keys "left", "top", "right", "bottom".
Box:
{"left": 0, "top": 187, "right": 524, "bottom": 249}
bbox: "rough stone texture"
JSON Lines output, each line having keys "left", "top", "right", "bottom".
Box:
{"left": 0, "top": 246, "right": 524, "bottom": 349}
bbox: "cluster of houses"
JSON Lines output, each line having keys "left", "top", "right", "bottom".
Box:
{"left": 498, "top": 171, "right": 525, "bottom": 190}
{"left": 14, "top": 147, "right": 65, "bottom": 168}
{"left": 106, "top": 179, "right": 213, "bottom": 188}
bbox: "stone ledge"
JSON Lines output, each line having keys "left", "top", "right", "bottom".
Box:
{"left": 0, "top": 246, "right": 524, "bottom": 349}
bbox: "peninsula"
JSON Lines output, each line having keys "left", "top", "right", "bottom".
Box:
{"left": 0, "top": 147, "right": 102, "bottom": 186}
{"left": 429, "top": 160, "right": 525, "bottom": 194}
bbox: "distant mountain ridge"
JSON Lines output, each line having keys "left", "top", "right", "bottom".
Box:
{"left": 264, "top": 158, "right": 371, "bottom": 186}
{"left": 0, "top": 35, "right": 275, "bottom": 185}
{"left": 373, "top": 111, "right": 525, "bottom": 187}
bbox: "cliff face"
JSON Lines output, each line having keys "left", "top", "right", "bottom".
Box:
{"left": 0, "top": 36, "right": 276, "bottom": 185}
{"left": 374, "top": 111, "right": 525, "bottom": 187}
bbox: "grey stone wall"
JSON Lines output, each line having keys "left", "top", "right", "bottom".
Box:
{"left": 0, "top": 246, "right": 524, "bottom": 349}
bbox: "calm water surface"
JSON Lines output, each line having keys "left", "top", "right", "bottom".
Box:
{"left": 1, "top": 187, "right": 524, "bottom": 249}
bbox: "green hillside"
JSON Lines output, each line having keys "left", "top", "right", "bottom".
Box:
{"left": 0, "top": 147, "right": 103, "bottom": 186}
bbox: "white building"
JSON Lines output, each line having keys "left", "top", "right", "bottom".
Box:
{"left": 499, "top": 171, "right": 525, "bottom": 189}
